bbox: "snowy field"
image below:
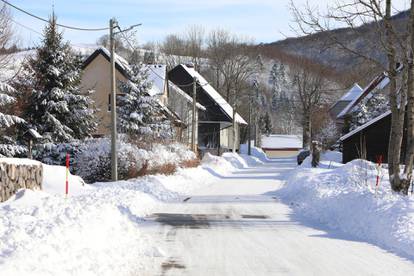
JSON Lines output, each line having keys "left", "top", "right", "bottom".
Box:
{"left": 0, "top": 149, "right": 414, "bottom": 275}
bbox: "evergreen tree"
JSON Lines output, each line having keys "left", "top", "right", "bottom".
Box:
{"left": 269, "top": 62, "right": 287, "bottom": 111}
{"left": 117, "top": 64, "right": 171, "bottom": 139}
{"left": 18, "top": 17, "right": 97, "bottom": 142}
{"left": 0, "top": 82, "right": 26, "bottom": 157}
{"left": 259, "top": 112, "right": 273, "bottom": 136}
{"left": 350, "top": 92, "right": 388, "bottom": 130}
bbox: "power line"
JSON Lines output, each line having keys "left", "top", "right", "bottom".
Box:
{"left": 1, "top": 0, "right": 109, "bottom": 31}
{"left": 10, "top": 18, "right": 42, "bottom": 36}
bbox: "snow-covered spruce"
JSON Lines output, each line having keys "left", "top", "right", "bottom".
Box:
{"left": 349, "top": 91, "right": 388, "bottom": 130}
{"left": 117, "top": 64, "right": 171, "bottom": 140}
{"left": 0, "top": 82, "right": 26, "bottom": 157}
{"left": 15, "top": 17, "right": 97, "bottom": 143}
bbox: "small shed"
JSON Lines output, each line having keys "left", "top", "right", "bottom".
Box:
{"left": 261, "top": 135, "right": 303, "bottom": 158}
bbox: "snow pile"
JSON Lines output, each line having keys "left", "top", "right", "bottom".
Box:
{"left": 279, "top": 158, "right": 414, "bottom": 259}
{"left": 240, "top": 145, "right": 270, "bottom": 162}
{"left": 300, "top": 150, "right": 342, "bottom": 169}
{"left": 201, "top": 153, "right": 237, "bottom": 175}
{"left": 42, "top": 164, "right": 88, "bottom": 196}
{"left": 0, "top": 185, "right": 160, "bottom": 275}
{"left": 222, "top": 152, "right": 250, "bottom": 169}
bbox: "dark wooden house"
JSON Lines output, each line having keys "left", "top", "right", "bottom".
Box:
{"left": 168, "top": 64, "right": 247, "bottom": 155}
{"left": 340, "top": 111, "right": 407, "bottom": 163}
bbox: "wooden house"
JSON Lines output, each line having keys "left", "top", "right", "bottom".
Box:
{"left": 168, "top": 64, "right": 248, "bottom": 155}
{"left": 339, "top": 111, "right": 408, "bottom": 164}
{"left": 80, "top": 47, "right": 186, "bottom": 139}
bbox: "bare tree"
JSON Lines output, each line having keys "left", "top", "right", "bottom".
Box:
{"left": 206, "top": 29, "right": 232, "bottom": 89}
{"left": 159, "top": 34, "right": 188, "bottom": 69}
{"left": 185, "top": 25, "right": 205, "bottom": 70}
{"left": 289, "top": 57, "right": 330, "bottom": 148}
{"left": 0, "top": 4, "right": 14, "bottom": 71}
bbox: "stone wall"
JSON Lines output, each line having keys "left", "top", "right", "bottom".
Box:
{"left": 0, "top": 160, "right": 43, "bottom": 202}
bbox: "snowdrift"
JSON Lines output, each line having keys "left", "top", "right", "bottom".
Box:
{"left": 279, "top": 158, "right": 414, "bottom": 259}
{"left": 0, "top": 152, "right": 242, "bottom": 275}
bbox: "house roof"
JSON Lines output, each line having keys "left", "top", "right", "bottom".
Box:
{"left": 339, "top": 110, "right": 391, "bottom": 141}
{"left": 261, "top": 135, "right": 303, "bottom": 149}
{"left": 179, "top": 64, "right": 247, "bottom": 125}
{"left": 338, "top": 83, "right": 363, "bottom": 102}
{"left": 169, "top": 80, "right": 206, "bottom": 111}
{"left": 337, "top": 73, "right": 388, "bottom": 119}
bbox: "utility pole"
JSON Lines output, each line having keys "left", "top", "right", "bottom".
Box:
{"left": 191, "top": 76, "right": 197, "bottom": 153}
{"left": 248, "top": 90, "right": 252, "bottom": 156}
{"left": 232, "top": 89, "right": 237, "bottom": 153}
{"left": 110, "top": 18, "right": 118, "bottom": 181}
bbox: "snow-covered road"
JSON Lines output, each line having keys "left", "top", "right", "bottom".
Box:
{"left": 141, "top": 158, "right": 414, "bottom": 275}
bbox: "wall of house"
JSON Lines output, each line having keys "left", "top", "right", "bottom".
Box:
{"left": 81, "top": 54, "right": 128, "bottom": 137}
{"left": 263, "top": 149, "right": 300, "bottom": 158}
{"left": 220, "top": 123, "right": 240, "bottom": 151}
{"left": 342, "top": 115, "right": 392, "bottom": 163}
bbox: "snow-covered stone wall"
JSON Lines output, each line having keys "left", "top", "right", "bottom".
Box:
{"left": 0, "top": 159, "right": 43, "bottom": 202}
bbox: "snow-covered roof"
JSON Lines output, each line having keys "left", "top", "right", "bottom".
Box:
{"left": 169, "top": 80, "right": 206, "bottom": 111}
{"left": 96, "top": 47, "right": 132, "bottom": 74}
{"left": 337, "top": 74, "right": 387, "bottom": 119}
{"left": 340, "top": 110, "right": 391, "bottom": 141}
{"left": 144, "top": 64, "right": 167, "bottom": 97}
{"left": 338, "top": 83, "right": 363, "bottom": 102}
{"left": 261, "top": 135, "right": 303, "bottom": 149}
{"left": 180, "top": 64, "right": 247, "bottom": 125}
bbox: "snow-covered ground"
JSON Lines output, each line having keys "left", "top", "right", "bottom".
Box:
{"left": 0, "top": 155, "right": 225, "bottom": 276}
{"left": 1, "top": 150, "right": 414, "bottom": 275}
{"left": 278, "top": 152, "right": 414, "bottom": 260}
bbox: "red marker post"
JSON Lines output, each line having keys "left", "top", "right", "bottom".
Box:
{"left": 66, "top": 153, "right": 70, "bottom": 196}
{"left": 375, "top": 155, "right": 383, "bottom": 196}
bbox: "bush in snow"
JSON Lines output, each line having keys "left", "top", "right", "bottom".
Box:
{"left": 0, "top": 82, "right": 26, "bottom": 157}
{"left": 15, "top": 16, "right": 97, "bottom": 143}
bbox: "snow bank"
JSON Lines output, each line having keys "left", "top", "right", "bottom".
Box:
{"left": 240, "top": 145, "right": 270, "bottom": 162}
{"left": 42, "top": 164, "right": 89, "bottom": 196}
{"left": 279, "top": 159, "right": 414, "bottom": 259}
{"left": 300, "top": 150, "right": 343, "bottom": 169}
{"left": 0, "top": 152, "right": 241, "bottom": 275}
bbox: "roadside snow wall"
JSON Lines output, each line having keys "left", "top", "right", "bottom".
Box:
{"left": 0, "top": 159, "right": 43, "bottom": 202}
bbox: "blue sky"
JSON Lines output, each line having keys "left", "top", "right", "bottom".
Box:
{"left": 8, "top": 0, "right": 411, "bottom": 47}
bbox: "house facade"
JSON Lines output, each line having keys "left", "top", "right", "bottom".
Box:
{"left": 81, "top": 47, "right": 184, "bottom": 139}
{"left": 168, "top": 64, "right": 247, "bottom": 155}
{"left": 339, "top": 111, "right": 408, "bottom": 164}
{"left": 261, "top": 135, "right": 303, "bottom": 158}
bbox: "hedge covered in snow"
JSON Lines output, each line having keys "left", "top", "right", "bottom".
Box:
{"left": 34, "top": 138, "right": 197, "bottom": 183}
